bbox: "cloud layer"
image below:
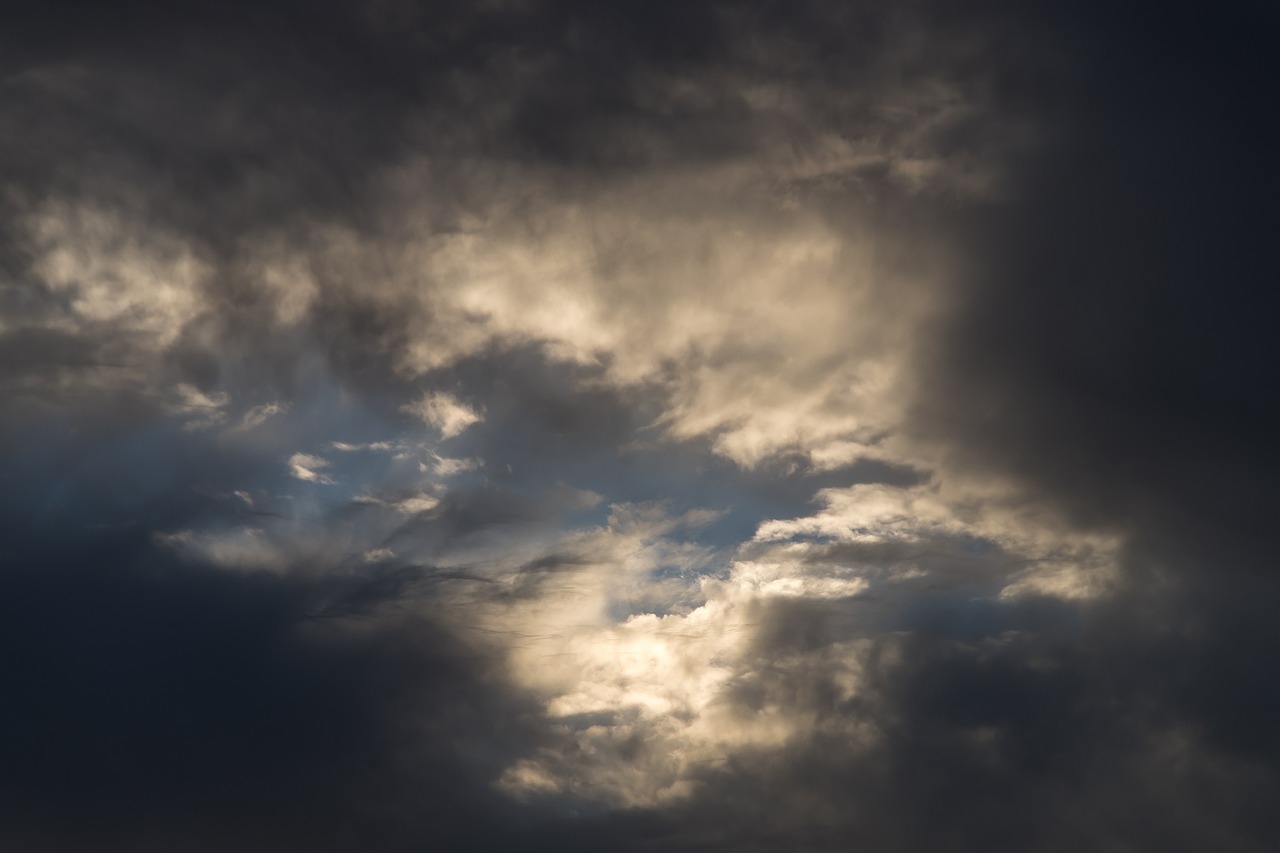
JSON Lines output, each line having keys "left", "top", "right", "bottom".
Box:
{"left": 3, "top": 1, "right": 1279, "bottom": 850}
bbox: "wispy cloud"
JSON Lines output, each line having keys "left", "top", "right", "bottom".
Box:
{"left": 402, "top": 392, "right": 483, "bottom": 439}
{"left": 288, "top": 452, "right": 335, "bottom": 484}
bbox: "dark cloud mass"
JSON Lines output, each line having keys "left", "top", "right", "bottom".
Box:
{"left": 2, "top": 1, "right": 1278, "bottom": 850}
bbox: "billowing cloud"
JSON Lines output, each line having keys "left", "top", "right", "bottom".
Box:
{"left": 2, "top": 1, "right": 1278, "bottom": 851}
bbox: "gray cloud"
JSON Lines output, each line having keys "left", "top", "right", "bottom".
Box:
{"left": 2, "top": 1, "right": 1278, "bottom": 850}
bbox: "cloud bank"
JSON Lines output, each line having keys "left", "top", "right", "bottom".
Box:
{"left": 2, "top": 1, "right": 1278, "bottom": 850}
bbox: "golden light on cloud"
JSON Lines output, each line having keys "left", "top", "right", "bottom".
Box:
{"left": 4, "top": 2, "right": 1272, "bottom": 850}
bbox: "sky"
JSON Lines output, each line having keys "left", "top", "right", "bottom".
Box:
{"left": 2, "top": 1, "right": 1278, "bottom": 850}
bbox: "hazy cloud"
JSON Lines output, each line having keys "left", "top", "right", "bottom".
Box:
{"left": 2, "top": 1, "right": 1277, "bottom": 850}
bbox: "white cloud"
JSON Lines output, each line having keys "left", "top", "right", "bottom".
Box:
{"left": 288, "top": 452, "right": 334, "bottom": 484}
{"left": 236, "top": 401, "right": 287, "bottom": 431}
{"left": 421, "top": 503, "right": 874, "bottom": 807}
{"left": 396, "top": 494, "right": 440, "bottom": 514}
{"left": 428, "top": 454, "right": 482, "bottom": 477}
{"left": 25, "top": 200, "right": 208, "bottom": 349}
{"left": 331, "top": 440, "right": 399, "bottom": 452}
{"left": 353, "top": 492, "right": 440, "bottom": 514}
{"left": 166, "top": 383, "right": 229, "bottom": 430}
{"left": 402, "top": 392, "right": 483, "bottom": 439}
{"left": 457, "top": 483, "right": 1119, "bottom": 807}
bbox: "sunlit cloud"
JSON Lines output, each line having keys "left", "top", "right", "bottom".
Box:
{"left": 236, "top": 401, "right": 288, "bottom": 431}
{"left": 288, "top": 452, "right": 335, "bottom": 484}
{"left": 3, "top": 2, "right": 1274, "bottom": 850}
{"left": 403, "top": 391, "right": 484, "bottom": 439}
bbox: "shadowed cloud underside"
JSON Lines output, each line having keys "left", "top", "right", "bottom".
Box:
{"left": 2, "top": 1, "right": 1279, "bottom": 851}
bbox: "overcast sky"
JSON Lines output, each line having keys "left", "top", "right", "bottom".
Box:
{"left": 3, "top": 2, "right": 1279, "bottom": 851}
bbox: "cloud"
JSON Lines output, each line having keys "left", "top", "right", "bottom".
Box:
{"left": 403, "top": 391, "right": 484, "bottom": 439}
{"left": 20, "top": 200, "right": 209, "bottom": 349}
{"left": 331, "top": 440, "right": 399, "bottom": 452}
{"left": 0, "top": 523, "right": 541, "bottom": 853}
{"left": 165, "top": 382, "right": 230, "bottom": 430}
{"left": 287, "top": 452, "right": 334, "bottom": 484}
{"left": 236, "top": 401, "right": 287, "bottom": 431}
{"left": 2, "top": 1, "right": 1279, "bottom": 851}
{"left": 354, "top": 491, "right": 441, "bottom": 515}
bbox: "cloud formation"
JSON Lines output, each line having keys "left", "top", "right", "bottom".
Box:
{"left": 2, "top": 1, "right": 1278, "bottom": 851}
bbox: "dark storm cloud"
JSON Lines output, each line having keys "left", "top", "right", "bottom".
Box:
{"left": 639, "top": 3, "right": 1280, "bottom": 850}
{"left": 905, "top": 0, "right": 1280, "bottom": 816}
{"left": 915, "top": 2, "right": 1280, "bottom": 550}
{"left": 0, "top": 525, "right": 512, "bottom": 852}
{"left": 645, "top": 3, "right": 1280, "bottom": 849}
{"left": 3, "top": 0, "right": 1280, "bottom": 851}
{"left": 647, "top": 584, "right": 1280, "bottom": 853}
